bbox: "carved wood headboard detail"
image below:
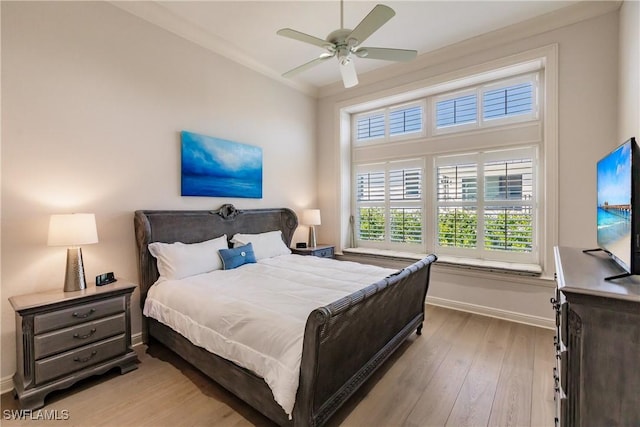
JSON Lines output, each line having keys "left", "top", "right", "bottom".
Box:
{"left": 134, "top": 205, "right": 298, "bottom": 307}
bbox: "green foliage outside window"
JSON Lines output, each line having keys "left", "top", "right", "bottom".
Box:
{"left": 359, "top": 208, "right": 422, "bottom": 243}
{"left": 438, "top": 209, "right": 478, "bottom": 248}
{"left": 360, "top": 208, "right": 532, "bottom": 252}
{"left": 438, "top": 209, "right": 532, "bottom": 252}
{"left": 390, "top": 208, "right": 422, "bottom": 243}
{"left": 359, "top": 208, "right": 385, "bottom": 241}
{"left": 484, "top": 211, "right": 532, "bottom": 251}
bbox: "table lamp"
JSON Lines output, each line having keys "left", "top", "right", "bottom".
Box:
{"left": 48, "top": 213, "right": 99, "bottom": 292}
{"left": 302, "top": 209, "right": 321, "bottom": 248}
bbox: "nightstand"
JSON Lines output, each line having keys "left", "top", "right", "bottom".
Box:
{"left": 291, "top": 244, "right": 335, "bottom": 258}
{"left": 9, "top": 281, "right": 139, "bottom": 410}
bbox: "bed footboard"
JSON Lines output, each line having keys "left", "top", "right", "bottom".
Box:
{"left": 294, "top": 254, "right": 437, "bottom": 426}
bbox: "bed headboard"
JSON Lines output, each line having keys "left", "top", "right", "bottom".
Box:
{"left": 134, "top": 204, "right": 298, "bottom": 307}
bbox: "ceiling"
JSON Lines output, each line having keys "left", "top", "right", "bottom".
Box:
{"left": 115, "top": 1, "right": 583, "bottom": 92}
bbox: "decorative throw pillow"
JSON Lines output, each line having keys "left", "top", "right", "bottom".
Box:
{"left": 230, "top": 230, "right": 291, "bottom": 260}
{"left": 218, "top": 243, "right": 257, "bottom": 270}
{"left": 148, "top": 235, "right": 228, "bottom": 280}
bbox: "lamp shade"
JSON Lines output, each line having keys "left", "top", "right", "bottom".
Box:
{"left": 48, "top": 213, "right": 98, "bottom": 247}
{"left": 302, "top": 209, "right": 321, "bottom": 226}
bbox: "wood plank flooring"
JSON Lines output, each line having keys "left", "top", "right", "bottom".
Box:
{"left": 1, "top": 306, "right": 556, "bottom": 426}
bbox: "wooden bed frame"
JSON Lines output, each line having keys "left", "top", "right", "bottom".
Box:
{"left": 134, "top": 205, "right": 437, "bottom": 426}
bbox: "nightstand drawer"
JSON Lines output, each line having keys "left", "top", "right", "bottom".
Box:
{"left": 35, "top": 334, "right": 127, "bottom": 384}
{"left": 314, "top": 247, "right": 334, "bottom": 258}
{"left": 34, "top": 296, "right": 125, "bottom": 334}
{"left": 34, "top": 313, "right": 126, "bottom": 359}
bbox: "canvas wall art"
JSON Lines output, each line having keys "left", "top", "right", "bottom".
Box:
{"left": 181, "top": 131, "right": 263, "bottom": 198}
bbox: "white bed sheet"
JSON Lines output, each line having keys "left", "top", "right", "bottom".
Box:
{"left": 143, "top": 254, "right": 396, "bottom": 417}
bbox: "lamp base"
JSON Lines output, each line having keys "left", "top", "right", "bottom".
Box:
{"left": 64, "top": 247, "right": 87, "bottom": 292}
{"left": 308, "top": 226, "right": 317, "bottom": 248}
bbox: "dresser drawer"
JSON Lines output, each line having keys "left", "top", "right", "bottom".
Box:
{"left": 35, "top": 334, "right": 127, "bottom": 384}
{"left": 34, "top": 296, "right": 125, "bottom": 334}
{"left": 34, "top": 313, "right": 126, "bottom": 359}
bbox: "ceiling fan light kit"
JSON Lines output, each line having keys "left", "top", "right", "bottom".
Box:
{"left": 277, "top": 2, "right": 417, "bottom": 88}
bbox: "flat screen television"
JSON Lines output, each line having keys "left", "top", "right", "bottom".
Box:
{"left": 592, "top": 137, "right": 639, "bottom": 279}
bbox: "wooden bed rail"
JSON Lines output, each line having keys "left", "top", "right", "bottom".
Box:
{"left": 295, "top": 255, "right": 437, "bottom": 426}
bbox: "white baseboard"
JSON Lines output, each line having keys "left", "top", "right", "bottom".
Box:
{"left": 132, "top": 332, "right": 143, "bottom": 347}
{"left": 1, "top": 332, "right": 145, "bottom": 395}
{"left": 1, "top": 375, "right": 13, "bottom": 396}
{"left": 426, "top": 296, "right": 555, "bottom": 330}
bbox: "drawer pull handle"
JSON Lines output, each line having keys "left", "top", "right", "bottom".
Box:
{"left": 72, "top": 308, "right": 96, "bottom": 319}
{"left": 73, "top": 328, "right": 97, "bottom": 339}
{"left": 73, "top": 351, "right": 98, "bottom": 363}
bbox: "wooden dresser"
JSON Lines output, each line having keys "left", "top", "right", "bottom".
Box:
{"left": 553, "top": 247, "right": 640, "bottom": 427}
{"left": 9, "top": 282, "right": 139, "bottom": 410}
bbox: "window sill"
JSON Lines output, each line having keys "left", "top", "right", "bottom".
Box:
{"left": 341, "top": 247, "right": 542, "bottom": 276}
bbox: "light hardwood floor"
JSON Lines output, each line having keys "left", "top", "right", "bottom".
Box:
{"left": 1, "top": 306, "right": 556, "bottom": 427}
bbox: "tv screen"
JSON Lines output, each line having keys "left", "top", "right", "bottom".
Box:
{"left": 596, "top": 137, "right": 638, "bottom": 275}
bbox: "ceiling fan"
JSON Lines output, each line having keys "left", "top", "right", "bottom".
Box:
{"left": 277, "top": 1, "right": 417, "bottom": 88}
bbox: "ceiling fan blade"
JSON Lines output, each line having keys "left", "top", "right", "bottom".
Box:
{"left": 347, "top": 4, "right": 395, "bottom": 46}
{"left": 340, "top": 58, "right": 358, "bottom": 88}
{"left": 354, "top": 47, "right": 417, "bottom": 62}
{"left": 282, "top": 53, "right": 334, "bottom": 78}
{"left": 277, "top": 28, "right": 333, "bottom": 49}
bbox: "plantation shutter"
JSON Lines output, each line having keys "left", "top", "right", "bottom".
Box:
{"left": 356, "top": 167, "right": 386, "bottom": 241}
{"left": 483, "top": 157, "right": 534, "bottom": 253}
{"left": 483, "top": 82, "right": 534, "bottom": 120}
{"left": 436, "top": 162, "right": 478, "bottom": 248}
{"left": 435, "top": 147, "right": 536, "bottom": 262}
{"left": 435, "top": 94, "right": 477, "bottom": 128}
{"left": 356, "top": 112, "right": 385, "bottom": 141}
{"left": 389, "top": 105, "right": 423, "bottom": 137}
{"left": 355, "top": 160, "right": 424, "bottom": 248}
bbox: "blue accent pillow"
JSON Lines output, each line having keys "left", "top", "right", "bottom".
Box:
{"left": 218, "top": 243, "right": 257, "bottom": 270}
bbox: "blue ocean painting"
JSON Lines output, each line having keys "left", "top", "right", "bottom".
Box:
{"left": 181, "top": 131, "right": 262, "bottom": 198}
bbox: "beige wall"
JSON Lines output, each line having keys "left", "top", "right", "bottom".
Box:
{"left": 316, "top": 9, "right": 620, "bottom": 323}
{"left": 619, "top": 0, "right": 640, "bottom": 141}
{"left": 1, "top": 2, "right": 316, "bottom": 382}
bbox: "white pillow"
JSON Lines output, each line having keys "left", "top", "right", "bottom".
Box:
{"left": 148, "top": 235, "right": 228, "bottom": 280}
{"left": 230, "top": 230, "right": 291, "bottom": 260}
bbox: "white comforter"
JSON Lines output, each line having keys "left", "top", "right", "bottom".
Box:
{"left": 143, "top": 254, "right": 396, "bottom": 417}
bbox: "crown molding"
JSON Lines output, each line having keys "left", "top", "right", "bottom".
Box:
{"left": 109, "top": 1, "right": 319, "bottom": 98}
{"left": 109, "top": 1, "right": 620, "bottom": 99}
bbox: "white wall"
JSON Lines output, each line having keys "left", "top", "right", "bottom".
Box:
{"left": 619, "top": 0, "right": 640, "bottom": 141}
{"left": 316, "top": 8, "right": 620, "bottom": 325}
{"left": 1, "top": 2, "right": 316, "bottom": 382}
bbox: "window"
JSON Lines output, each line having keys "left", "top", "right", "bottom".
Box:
{"left": 435, "top": 147, "right": 536, "bottom": 262}
{"left": 433, "top": 73, "right": 538, "bottom": 134}
{"left": 435, "top": 93, "right": 477, "bottom": 128}
{"left": 354, "top": 101, "right": 425, "bottom": 143}
{"left": 483, "top": 82, "right": 534, "bottom": 121}
{"left": 356, "top": 112, "right": 385, "bottom": 141}
{"left": 355, "top": 160, "right": 424, "bottom": 249}
{"left": 346, "top": 55, "right": 553, "bottom": 272}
